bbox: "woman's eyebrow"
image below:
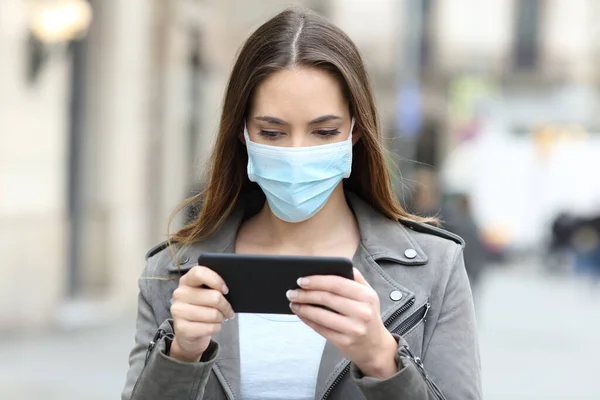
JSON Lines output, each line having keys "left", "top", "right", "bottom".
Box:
{"left": 255, "top": 116, "right": 288, "bottom": 125}
{"left": 309, "top": 114, "right": 342, "bottom": 124}
{"left": 254, "top": 114, "right": 342, "bottom": 125}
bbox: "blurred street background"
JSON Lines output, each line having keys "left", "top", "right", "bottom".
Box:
{"left": 1, "top": 0, "right": 600, "bottom": 399}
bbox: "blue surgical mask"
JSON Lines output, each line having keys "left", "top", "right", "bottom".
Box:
{"left": 244, "top": 119, "right": 355, "bottom": 223}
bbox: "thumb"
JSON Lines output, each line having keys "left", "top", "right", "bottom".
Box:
{"left": 353, "top": 268, "right": 370, "bottom": 286}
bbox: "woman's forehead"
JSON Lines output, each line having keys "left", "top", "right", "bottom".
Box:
{"left": 250, "top": 67, "right": 349, "bottom": 122}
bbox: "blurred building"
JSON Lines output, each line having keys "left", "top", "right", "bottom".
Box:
{"left": 3, "top": 0, "right": 599, "bottom": 330}
{"left": 403, "top": 0, "right": 600, "bottom": 245}
{"left": 434, "top": 0, "right": 600, "bottom": 82}
{"left": 411, "top": 0, "right": 600, "bottom": 159}
{"left": 0, "top": 0, "right": 400, "bottom": 330}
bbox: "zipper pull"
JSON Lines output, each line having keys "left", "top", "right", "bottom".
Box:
{"left": 403, "top": 345, "right": 427, "bottom": 373}
{"left": 145, "top": 328, "right": 166, "bottom": 364}
{"left": 422, "top": 303, "right": 431, "bottom": 323}
{"left": 402, "top": 345, "right": 418, "bottom": 364}
{"left": 401, "top": 345, "right": 447, "bottom": 400}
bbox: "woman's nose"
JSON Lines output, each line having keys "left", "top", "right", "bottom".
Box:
{"left": 289, "top": 130, "right": 313, "bottom": 147}
{"left": 290, "top": 138, "right": 307, "bottom": 147}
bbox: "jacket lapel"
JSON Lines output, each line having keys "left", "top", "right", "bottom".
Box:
{"left": 314, "top": 245, "right": 418, "bottom": 399}
{"left": 313, "top": 193, "right": 429, "bottom": 399}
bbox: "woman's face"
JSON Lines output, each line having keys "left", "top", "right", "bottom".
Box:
{"left": 246, "top": 67, "right": 358, "bottom": 147}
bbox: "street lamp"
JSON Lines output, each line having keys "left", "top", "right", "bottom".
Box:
{"left": 28, "top": 0, "right": 93, "bottom": 44}
{"left": 25, "top": 0, "right": 93, "bottom": 84}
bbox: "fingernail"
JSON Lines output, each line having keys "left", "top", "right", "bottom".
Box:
{"left": 286, "top": 290, "right": 298, "bottom": 299}
{"left": 290, "top": 303, "right": 299, "bottom": 312}
{"left": 229, "top": 311, "right": 236, "bottom": 319}
{"left": 222, "top": 284, "right": 229, "bottom": 295}
{"left": 297, "top": 277, "right": 309, "bottom": 287}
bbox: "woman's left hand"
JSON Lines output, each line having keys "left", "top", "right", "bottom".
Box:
{"left": 287, "top": 268, "right": 399, "bottom": 379}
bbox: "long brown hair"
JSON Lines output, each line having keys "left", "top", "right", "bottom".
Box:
{"left": 170, "top": 8, "right": 433, "bottom": 246}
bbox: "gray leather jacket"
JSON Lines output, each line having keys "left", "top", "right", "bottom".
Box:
{"left": 122, "top": 192, "right": 482, "bottom": 399}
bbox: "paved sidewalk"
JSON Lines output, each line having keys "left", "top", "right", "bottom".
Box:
{"left": 0, "top": 315, "right": 136, "bottom": 400}
{"left": 477, "top": 265, "right": 600, "bottom": 400}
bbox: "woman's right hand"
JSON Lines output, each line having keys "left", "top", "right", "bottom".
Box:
{"left": 169, "top": 265, "right": 235, "bottom": 363}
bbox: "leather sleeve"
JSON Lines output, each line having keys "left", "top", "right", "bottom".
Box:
{"left": 121, "top": 259, "right": 220, "bottom": 400}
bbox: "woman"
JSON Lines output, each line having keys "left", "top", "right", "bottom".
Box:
{"left": 122, "top": 8, "right": 481, "bottom": 400}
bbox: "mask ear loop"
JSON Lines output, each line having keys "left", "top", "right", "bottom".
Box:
{"left": 342, "top": 118, "right": 355, "bottom": 178}
{"left": 243, "top": 122, "right": 251, "bottom": 144}
{"left": 243, "top": 122, "right": 258, "bottom": 181}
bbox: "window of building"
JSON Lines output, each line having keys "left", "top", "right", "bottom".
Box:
{"left": 514, "top": 0, "right": 541, "bottom": 70}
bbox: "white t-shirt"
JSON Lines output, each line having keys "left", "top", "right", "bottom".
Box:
{"left": 239, "top": 313, "right": 327, "bottom": 400}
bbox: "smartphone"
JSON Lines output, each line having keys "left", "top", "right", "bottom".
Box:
{"left": 197, "top": 253, "right": 354, "bottom": 314}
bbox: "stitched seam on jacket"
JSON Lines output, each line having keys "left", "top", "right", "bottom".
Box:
{"left": 401, "top": 303, "right": 429, "bottom": 338}
{"left": 146, "top": 257, "right": 160, "bottom": 326}
{"left": 318, "top": 359, "right": 350, "bottom": 399}
{"left": 360, "top": 243, "right": 403, "bottom": 289}
{"left": 439, "top": 247, "right": 466, "bottom": 316}
{"left": 188, "top": 360, "right": 202, "bottom": 400}
{"left": 369, "top": 250, "right": 426, "bottom": 265}
{"left": 362, "top": 243, "right": 418, "bottom": 326}
{"left": 396, "top": 223, "right": 428, "bottom": 258}
{"left": 362, "top": 247, "right": 412, "bottom": 325}
{"left": 421, "top": 244, "right": 462, "bottom": 358}
{"left": 213, "top": 364, "right": 235, "bottom": 400}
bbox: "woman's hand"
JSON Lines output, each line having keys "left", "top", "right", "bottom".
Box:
{"left": 169, "top": 266, "right": 235, "bottom": 363}
{"left": 287, "top": 268, "right": 399, "bottom": 379}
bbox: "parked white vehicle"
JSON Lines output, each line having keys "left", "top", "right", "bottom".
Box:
{"left": 441, "top": 89, "right": 600, "bottom": 254}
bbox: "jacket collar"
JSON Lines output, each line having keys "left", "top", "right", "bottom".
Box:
{"left": 345, "top": 192, "right": 428, "bottom": 266}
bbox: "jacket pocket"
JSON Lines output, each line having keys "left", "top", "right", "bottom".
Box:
{"left": 390, "top": 302, "right": 430, "bottom": 336}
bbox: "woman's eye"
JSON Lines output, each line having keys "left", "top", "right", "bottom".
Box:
{"left": 314, "top": 129, "right": 341, "bottom": 137}
{"left": 258, "top": 130, "right": 282, "bottom": 139}
{"left": 257, "top": 129, "right": 340, "bottom": 140}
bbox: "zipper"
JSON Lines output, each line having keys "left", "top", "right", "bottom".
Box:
{"left": 131, "top": 328, "right": 170, "bottom": 397}
{"left": 321, "top": 298, "right": 423, "bottom": 399}
{"left": 392, "top": 302, "right": 429, "bottom": 336}
{"left": 401, "top": 345, "right": 447, "bottom": 399}
{"left": 384, "top": 298, "right": 417, "bottom": 331}
{"left": 320, "top": 363, "right": 350, "bottom": 400}
{"left": 145, "top": 328, "right": 168, "bottom": 363}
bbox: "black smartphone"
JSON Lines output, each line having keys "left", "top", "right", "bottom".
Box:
{"left": 197, "top": 253, "right": 354, "bottom": 314}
